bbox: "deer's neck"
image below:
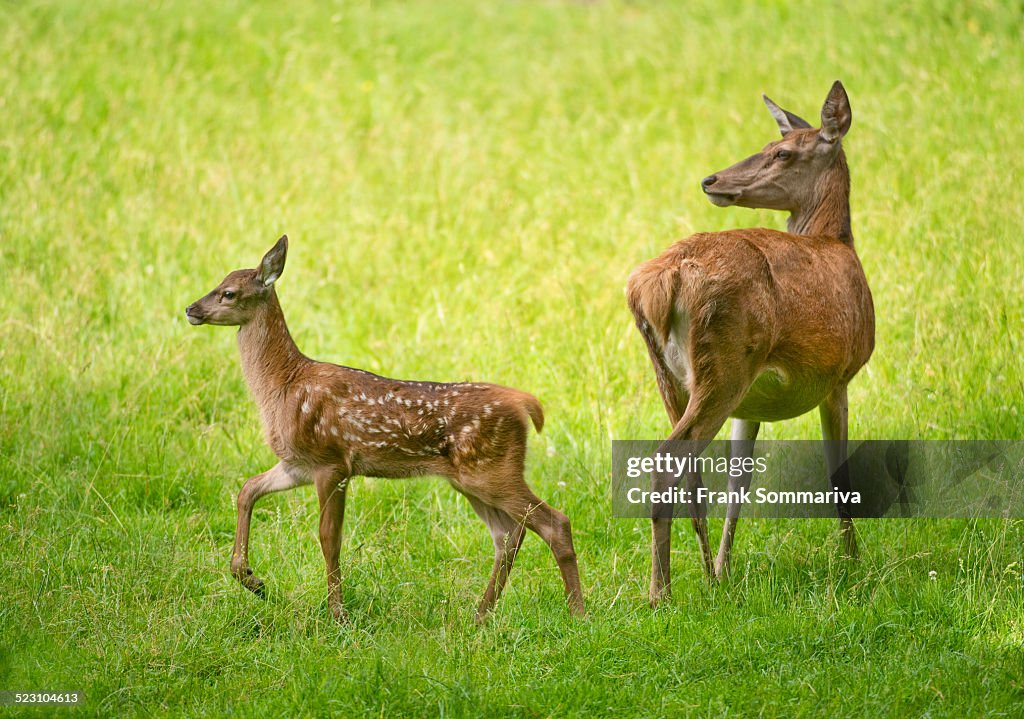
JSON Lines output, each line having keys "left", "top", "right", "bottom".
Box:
{"left": 787, "top": 151, "right": 854, "bottom": 246}
{"left": 237, "top": 291, "right": 307, "bottom": 407}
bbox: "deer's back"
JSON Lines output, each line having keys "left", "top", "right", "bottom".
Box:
{"left": 666, "top": 228, "right": 873, "bottom": 369}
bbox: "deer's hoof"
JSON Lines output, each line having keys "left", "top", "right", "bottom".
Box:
{"left": 330, "top": 603, "right": 349, "bottom": 624}
{"left": 841, "top": 536, "right": 859, "bottom": 560}
{"left": 649, "top": 587, "right": 670, "bottom": 609}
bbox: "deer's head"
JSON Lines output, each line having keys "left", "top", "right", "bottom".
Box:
{"left": 701, "top": 81, "right": 852, "bottom": 212}
{"left": 185, "top": 235, "right": 288, "bottom": 326}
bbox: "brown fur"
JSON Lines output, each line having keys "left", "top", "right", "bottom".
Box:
{"left": 186, "top": 237, "right": 584, "bottom": 622}
{"left": 628, "top": 82, "right": 875, "bottom": 605}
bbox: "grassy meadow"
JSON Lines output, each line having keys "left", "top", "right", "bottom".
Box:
{"left": 1, "top": 0, "right": 1023, "bottom": 716}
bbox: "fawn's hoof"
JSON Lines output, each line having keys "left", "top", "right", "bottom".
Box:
{"left": 234, "top": 567, "right": 266, "bottom": 597}
{"left": 474, "top": 605, "right": 493, "bottom": 625}
{"left": 567, "top": 593, "right": 587, "bottom": 618}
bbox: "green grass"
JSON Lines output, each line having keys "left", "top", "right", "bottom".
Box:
{"left": 1, "top": 0, "right": 1023, "bottom": 716}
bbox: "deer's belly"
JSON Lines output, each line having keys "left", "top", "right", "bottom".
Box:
{"left": 731, "top": 368, "right": 832, "bottom": 422}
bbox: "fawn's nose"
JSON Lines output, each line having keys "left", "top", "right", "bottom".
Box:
{"left": 185, "top": 303, "right": 204, "bottom": 325}
{"left": 701, "top": 174, "right": 718, "bottom": 191}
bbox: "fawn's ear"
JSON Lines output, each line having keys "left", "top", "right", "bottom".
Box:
{"left": 257, "top": 235, "right": 288, "bottom": 287}
{"left": 819, "top": 80, "right": 852, "bottom": 143}
{"left": 763, "top": 94, "right": 812, "bottom": 137}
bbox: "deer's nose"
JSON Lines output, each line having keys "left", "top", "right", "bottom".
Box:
{"left": 701, "top": 174, "right": 718, "bottom": 190}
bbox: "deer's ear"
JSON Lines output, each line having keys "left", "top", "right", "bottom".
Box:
{"left": 819, "top": 81, "right": 852, "bottom": 143}
{"left": 763, "top": 94, "right": 812, "bottom": 136}
{"left": 257, "top": 235, "right": 288, "bottom": 287}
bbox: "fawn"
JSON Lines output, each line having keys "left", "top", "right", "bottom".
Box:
{"left": 186, "top": 236, "right": 584, "bottom": 621}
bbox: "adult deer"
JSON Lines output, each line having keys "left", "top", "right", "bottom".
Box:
{"left": 626, "top": 81, "right": 874, "bottom": 606}
{"left": 185, "top": 236, "right": 584, "bottom": 622}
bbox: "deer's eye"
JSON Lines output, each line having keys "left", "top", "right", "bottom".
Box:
{"left": 776, "top": 149, "right": 792, "bottom": 160}
{"left": 222, "top": 290, "right": 236, "bottom": 301}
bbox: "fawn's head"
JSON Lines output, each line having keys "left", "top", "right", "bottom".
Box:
{"left": 701, "top": 81, "right": 852, "bottom": 212}
{"left": 185, "top": 235, "right": 288, "bottom": 326}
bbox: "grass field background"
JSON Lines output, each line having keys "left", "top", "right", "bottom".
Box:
{"left": 1, "top": 0, "right": 1023, "bottom": 716}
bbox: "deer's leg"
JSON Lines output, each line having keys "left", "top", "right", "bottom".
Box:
{"left": 714, "top": 418, "right": 761, "bottom": 580}
{"left": 650, "top": 431, "right": 717, "bottom": 605}
{"left": 232, "top": 462, "right": 311, "bottom": 595}
{"left": 466, "top": 495, "right": 526, "bottom": 622}
{"left": 646, "top": 358, "right": 691, "bottom": 606}
{"left": 649, "top": 442, "right": 684, "bottom": 607}
{"left": 819, "top": 383, "right": 857, "bottom": 558}
{"left": 314, "top": 469, "right": 350, "bottom": 622}
{"left": 650, "top": 366, "right": 749, "bottom": 606}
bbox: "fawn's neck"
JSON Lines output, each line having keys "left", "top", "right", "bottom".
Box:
{"left": 787, "top": 150, "right": 854, "bottom": 246}
{"left": 237, "top": 290, "right": 307, "bottom": 407}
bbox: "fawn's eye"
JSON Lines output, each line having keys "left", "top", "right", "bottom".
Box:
{"left": 222, "top": 290, "right": 236, "bottom": 301}
{"left": 776, "top": 149, "right": 792, "bottom": 160}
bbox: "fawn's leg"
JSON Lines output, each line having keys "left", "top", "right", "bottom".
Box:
{"left": 499, "top": 492, "right": 585, "bottom": 617}
{"left": 315, "top": 469, "right": 350, "bottom": 622}
{"left": 466, "top": 495, "right": 526, "bottom": 622}
{"left": 232, "top": 462, "right": 311, "bottom": 594}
